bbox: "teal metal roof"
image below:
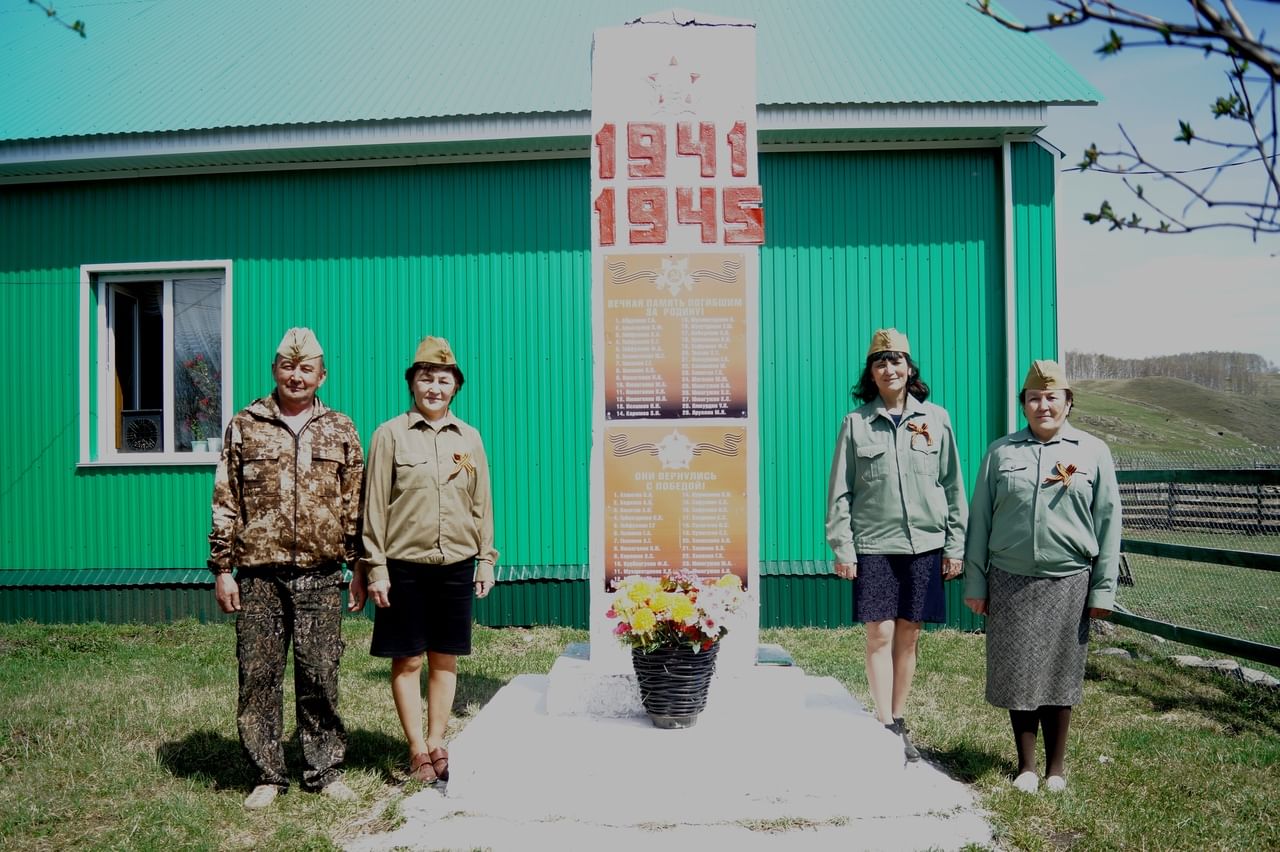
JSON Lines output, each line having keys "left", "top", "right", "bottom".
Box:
{"left": 0, "top": 0, "right": 1098, "bottom": 143}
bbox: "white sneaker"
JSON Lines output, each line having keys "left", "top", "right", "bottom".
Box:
{"left": 243, "top": 784, "right": 280, "bottom": 810}
{"left": 1045, "top": 775, "right": 1067, "bottom": 793}
{"left": 1013, "top": 771, "right": 1039, "bottom": 793}
{"left": 320, "top": 779, "right": 357, "bottom": 802}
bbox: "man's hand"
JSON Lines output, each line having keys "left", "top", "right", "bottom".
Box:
{"left": 214, "top": 573, "right": 241, "bottom": 613}
{"left": 348, "top": 570, "right": 367, "bottom": 612}
{"left": 964, "top": 597, "right": 988, "bottom": 616}
{"left": 368, "top": 579, "right": 391, "bottom": 608}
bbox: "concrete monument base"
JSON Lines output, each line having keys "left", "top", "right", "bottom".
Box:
{"left": 346, "top": 643, "right": 992, "bottom": 851}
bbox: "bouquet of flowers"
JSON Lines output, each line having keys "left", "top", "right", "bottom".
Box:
{"left": 182, "top": 353, "right": 221, "bottom": 441}
{"left": 607, "top": 573, "right": 744, "bottom": 653}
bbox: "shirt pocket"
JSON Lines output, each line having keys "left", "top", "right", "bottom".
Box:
{"left": 310, "top": 444, "right": 345, "bottom": 498}
{"left": 1061, "top": 465, "right": 1095, "bottom": 503}
{"left": 393, "top": 445, "right": 436, "bottom": 491}
{"left": 856, "top": 444, "right": 889, "bottom": 482}
{"left": 240, "top": 436, "right": 280, "bottom": 482}
{"left": 994, "top": 462, "right": 1033, "bottom": 500}
{"left": 908, "top": 441, "right": 941, "bottom": 477}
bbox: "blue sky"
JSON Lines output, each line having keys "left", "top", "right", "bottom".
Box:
{"left": 999, "top": 0, "right": 1280, "bottom": 367}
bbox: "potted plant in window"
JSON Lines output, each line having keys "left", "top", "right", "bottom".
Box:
{"left": 183, "top": 354, "right": 222, "bottom": 453}
{"left": 606, "top": 572, "right": 744, "bottom": 728}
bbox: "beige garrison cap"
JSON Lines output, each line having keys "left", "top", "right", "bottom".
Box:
{"left": 1022, "top": 359, "right": 1071, "bottom": 391}
{"left": 276, "top": 327, "right": 324, "bottom": 361}
{"left": 866, "top": 327, "right": 911, "bottom": 358}
{"left": 412, "top": 336, "right": 457, "bottom": 367}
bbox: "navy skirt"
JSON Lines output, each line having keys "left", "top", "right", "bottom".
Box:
{"left": 852, "top": 550, "right": 945, "bottom": 623}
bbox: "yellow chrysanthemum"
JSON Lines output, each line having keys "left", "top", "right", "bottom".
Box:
{"left": 611, "top": 595, "right": 633, "bottom": 614}
{"left": 715, "top": 574, "right": 742, "bottom": 589}
{"left": 630, "top": 607, "right": 657, "bottom": 633}
{"left": 627, "top": 581, "right": 655, "bottom": 604}
{"left": 650, "top": 591, "right": 675, "bottom": 614}
{"left": 669, "top": 596, "right": 696, "bottom": 623}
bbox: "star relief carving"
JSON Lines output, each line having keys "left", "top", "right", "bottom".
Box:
{"left": 655, "top": 430, "right": 696, "bottom": 470}
{"left": 656, "top": 256, "right": 692, "bottom": 295}
{"left": 647, "top": 56, "right": 700, "bottom": 115}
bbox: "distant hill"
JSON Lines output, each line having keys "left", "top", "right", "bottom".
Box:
{"left": 1071, "top": 376, "right": 1280, "bottom": 456}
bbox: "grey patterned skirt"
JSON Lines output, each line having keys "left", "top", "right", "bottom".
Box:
{"left": 984, "top": 566, "right": 1090, "bottom": 710}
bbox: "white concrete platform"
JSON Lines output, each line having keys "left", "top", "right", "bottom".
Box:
{"left": 346, "top": 653, "right": 992, "bottom": 851}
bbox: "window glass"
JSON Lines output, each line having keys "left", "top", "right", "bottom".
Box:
{"left": 98, "top": 271, "right": 227, "bottom": 460}
{"left": 173, "top": 278, "right": 223, "bottom": 451}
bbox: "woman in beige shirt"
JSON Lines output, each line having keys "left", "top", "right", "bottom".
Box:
{"left": 355, "top": 336, "right": 498, "bottom": 786}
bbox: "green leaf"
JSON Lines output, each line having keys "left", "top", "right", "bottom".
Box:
{"left": 1175, "top": 120, "right": 1195, "bottom": 143}
{"left": 1096, "top": 29, "right": 1124, "bottom": 57}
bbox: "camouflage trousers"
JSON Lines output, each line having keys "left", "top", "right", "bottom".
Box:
{"left": 236, "top": 565, "right": 346, "bottom": 791}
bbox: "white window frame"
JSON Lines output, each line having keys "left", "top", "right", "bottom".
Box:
{"left": 78, "top": 260, "right": 234, "bottom": 466}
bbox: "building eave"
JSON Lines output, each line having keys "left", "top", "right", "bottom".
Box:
{"left": 0, "top": 102, "right": 1052, "bottom": 184}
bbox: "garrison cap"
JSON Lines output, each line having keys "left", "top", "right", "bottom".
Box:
{"left": 1022, "top": 360, "right": 1071, "bottom": 391}
{"left": 412, "top": 336, "right": 457, "bottom": 367}
{"left": 866, "top": 328, "right": 911, "bottom": 358}
{"left": 276, "top": 327, "right": 324, "bottom": 361}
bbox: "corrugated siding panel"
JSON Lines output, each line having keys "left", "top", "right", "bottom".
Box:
{"left": 0, "top": 0, "right": 1097, "bottom": 141}
{"left": 0, "top": 148, "right": 1054, "bottom": 629}
{"left": 1011, "top": 142, "right": 1059, "bottom": 366}
{"left": 759, "top": 149, "right": 1005, "bottom": 629}
{"left": 0, "top": 160, "right": 591, "bottom": 576}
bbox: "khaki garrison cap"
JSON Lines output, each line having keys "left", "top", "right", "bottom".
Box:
{"left": 276, "top": 327, "right": 324, "bottom": 361}
{"left": 866, "top": 328, "right": 911, "bottom": 358}
{"left": 1022, "top": 359, "right": 1071, "bottom": 391}
{"left": 412, "top": 336, "right": 457, "bottom": 367}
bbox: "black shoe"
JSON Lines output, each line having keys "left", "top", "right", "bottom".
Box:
{"left": 893, "top": 717, "right": 921, "bottom": 762}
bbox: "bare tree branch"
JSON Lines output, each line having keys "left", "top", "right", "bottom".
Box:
{"left": 974, "top": 1, "right": 1279, "bottom": 239}
{"left": 26, "top": 0, "right": 86, "bottom": 38}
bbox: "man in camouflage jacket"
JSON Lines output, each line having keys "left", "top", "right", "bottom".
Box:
{"left": 209, "top": 328, "right": 365, "bottom": 809}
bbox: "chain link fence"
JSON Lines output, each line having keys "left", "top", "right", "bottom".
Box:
{"left": 1112, "top": 450, "right": 1280, "bottom": 672}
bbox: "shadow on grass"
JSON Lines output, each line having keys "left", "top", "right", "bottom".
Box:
{"left": 358, "top": 666, "right": 511, "bottom": 709}
{"left": 1086, "top": 657, "right": 1280, "bottom": 737}
{"left": 925, "top": 741, "right": 1013, "bottom": 784}
{"left": 158, "top": 727, "right": 412, "bottom": 789}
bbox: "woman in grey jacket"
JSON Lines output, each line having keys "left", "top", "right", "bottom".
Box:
{"left": 826, "top": 328, "right": 968, "bottom": 761}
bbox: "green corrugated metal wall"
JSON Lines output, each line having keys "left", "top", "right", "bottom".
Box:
{"left": 0, "top": 161, "right": 593, "bottom": 574}
{"left": 1010, "top": 141, "right": 1059, "bottom": 366}
{"left": 0, "top": 145, "right": 1055, "bottom": 628}
{"left": 757, "top": 148, "right": 1005, "bottom": 631}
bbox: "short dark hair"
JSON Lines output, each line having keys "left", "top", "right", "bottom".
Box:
{"left": 405, "top": 362, "right": 465, "bottom": 397}
{"left": 852, "top": 351, "right": 930, "bottom": 404}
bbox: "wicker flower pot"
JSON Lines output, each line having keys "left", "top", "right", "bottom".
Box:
{"left": 631, "top": 642, "right": 720, "bottom": 729}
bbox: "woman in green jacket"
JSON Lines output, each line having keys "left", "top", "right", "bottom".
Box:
{"left": 963, "top": 360, "right": 1121, "bottom": 794}
{"left": 826, "top": 328, "right": 968, "bottom": 761}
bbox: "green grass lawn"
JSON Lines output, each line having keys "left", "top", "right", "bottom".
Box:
{"left": 1115, "top": 529, "right": 1280, "bottom": 653}
{"left": 1, "top": 621, "right": 1277, "bottom": 851}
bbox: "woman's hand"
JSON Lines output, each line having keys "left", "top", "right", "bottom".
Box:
{"left": 1087, "top": 607, "right": 1111, "bottom": 619}
{"left": 475, "top": 562, "right": 496, "bottom": 598}
{"left": 964, "top": 597, "right": 988, "bottom": 616}
{"left": 942, "top": 557, "right": 963, "bottom": 580}
{"left": 368, "top": 579, "right": 391, "bottom": 608}
{"left": 834, "top": 561, "right": 857, "bottom": 580}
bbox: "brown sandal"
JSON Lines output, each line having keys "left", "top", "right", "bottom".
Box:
{"left": 409, "top": 752, "right": 437, "bottom": 784}
{"left": 427, "top": 746, "right": 449, "bottom": 782}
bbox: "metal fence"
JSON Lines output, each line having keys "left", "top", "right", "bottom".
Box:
{"left": 1112, "top": 451, "right": 1280, "bottom": 669}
